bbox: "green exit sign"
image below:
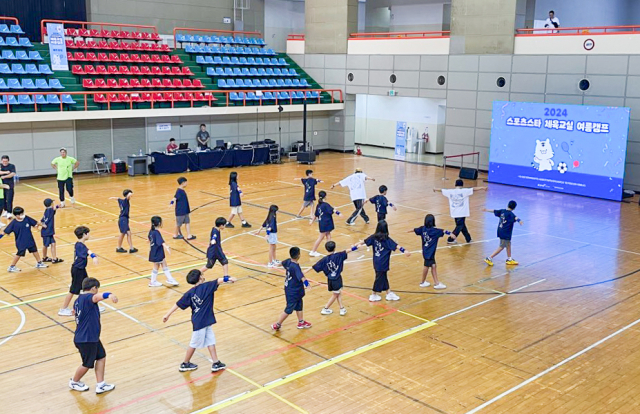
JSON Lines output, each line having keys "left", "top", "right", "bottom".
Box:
{"left": 388, "top": 90, "right": 397, "bottom": 96}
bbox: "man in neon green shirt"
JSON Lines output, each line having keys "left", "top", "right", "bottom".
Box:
{"left": 51, "top": 148, "right": 79, "bottom": 207}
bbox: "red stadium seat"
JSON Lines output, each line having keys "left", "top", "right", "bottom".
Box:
{"left": 181, "top": 67, "right": 193, "bottom": 76}
{"left": 76, "top": 40, "right": 87, "bottom": 49}
{"left": 171, "top": 67, "right": 182, "bottom": 75}
{"left": 84, "top": 65, "right": 96, "bottom": 75}
{"left": 78, "top": 28, "right": 90, "bottom": 37}
{"left": 140, "top": 43, "right": 152, "bottom": 51}
{"left": 130, "top": 66, "right": 142, "bottom": 76}
{"left": 141, "top": 66, "right": 151, "bottom": 75}
{"left": 140, "top": 93, "right": 152, "bottom": 101}
{"left": 192, "top": 79, "right": 204, "bottom": 88}
{"left": 98, "top": 40, "right": 109, "bottom": 49}
{"left": 142, "top": 33, "right": 152, "bottom": 40}
{"left": 74, "top": 52, "right": 87, "bottom": 61}
{"left": 120, "top": 54, "right": 131, "bottom": 63}
{"left": 161, "top": 66, "right": 172, "bottom": 76}
{"left": 183, "top": 79, "right": 194, "bottom": 88}
{"left": 107, "top": 79, "right": 118, "bottom": 88}
{"left": 151, "top": 33, "right": 161, "bottom": 41}
{"left": 108, "top": 65, "right": 119, "bottom": 75}
{"left": 66, "top": 28, "right": 78, "bottom": 37}
{"left": 121, "top": 42, "right": 132, "bottom": 51}
{"left": 72, "top": 65, "right": 84, "bottom": 75}
{"left": 132, "top": 43, "right": 143, "bottom": 51}
{"left": 162, "top": 79, "right": 174, "bottom": 88}
{"left": 184, "top": 92, "right": 195, "bottom": 101}
{"left": 161, "top": 44, "right": 170, "bottom": 52}
{"left": 151, "top": 55, "right": 162, "bottom": 63}
{"left": 118, "top": 79, "right": 131, "bottom": 89}
{"left": 151, "top": 66, "right": 161, "bottom": 76}
{"left": 95, "top": 79, "right": 107, "bottom": 88}
{"left": 141, "top": 79, "right": 152, "bottom": 88}
{"left": 130, "top": 54, "right": 141, "bottom": 63}
{"left": 172, "top": 79, "right": 184, "bottom": 88}
{"left": 141, "top": 54, "right": 151, "bottom": 63}
{"left": 95, "top": 65, "right": 108, "bottom": 75}
{"left": 171, "top": 55, "right": 182, "bottom": 64}
{"left": 133, "top": 32, "right": 143, "bottom": 40}
{"left": 94, "top": 93, "right": 106, "bottom": 103}
{"left": 82, "top": 79, "right": 95, "bottom": 88}
{"left": 67, "top": 52, "right": 74, "bottom": 61}
{"left": 99, "top": 30, "right": 110, "bottom": 38}
{"left": 108, "top": 53, "right": 120, "bottom": 62}
{"left": 174, "top": 93, "right": 188, "bottom": 102}
{"left": 119, "top": 66, "right": 131, "bottom": 75}
{"left": 107, "top": 93, "right": 120, "bottom": 102}
{"left": 151, "top": 78, "right": 162, "bottom": 88}
{"left": 130, "top": 79, "right": 142, "bottom": 88}
{"left": 97, "top": 53, "right": 109, "bottom": 61}
{"left": 118, "top": 93, "right": 131, "bottom": 102}
{"left": 108, "top": 41, "right": 120, "bottom": 50}
{"left": 89, "top": 29, "right": 100, "bottom": 37}
{"left": 163, "top": 92, "right": 175, "bottom": 101}
{"left": 130, "top": 93, "right": 142, "bottom": 102}
{"left": 85, "top": 52, "right": 98, "bottom": 61}
{"left": 161, "top": 55, "right": 172, "bottom": 63}
{"left": 151, "top": 93, "right": 166, "bottom": 102}
{"left": 66, "top": 40, "right": 76, "bottom": 49}
{"left": 194, "top": 92, "right": 207, "bottom": 101}
{"left": 86, "top": 41, "right": 98, "bottom": 49}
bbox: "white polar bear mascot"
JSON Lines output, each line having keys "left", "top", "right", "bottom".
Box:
{"left": 533, "top": 138, "right": 555, "bottom": 172}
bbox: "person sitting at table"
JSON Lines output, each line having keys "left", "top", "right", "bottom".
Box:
{"left": 196, "top": 124, "right": 210, "bottom": 150}
{"left": 167, "top": 138, "right": 178, "bottom": 154}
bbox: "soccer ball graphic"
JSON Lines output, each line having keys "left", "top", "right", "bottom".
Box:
{"left": 557, "top": 162, "right": 568, "bottom": 174}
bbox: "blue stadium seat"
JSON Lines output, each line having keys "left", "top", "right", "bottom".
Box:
{"left": 276, "top": 79, "right": 285, "bottom": 87}
{"left": 215, "top": 67, "right": 225, "bottom": 76}
{"left": 19, "top": 38, "right": 32, "bottom": 47}
{"left": 2, "top": 50, "right": 16, "bottom": 60}
{"left": 217, "top": 79, "right": 227, "bottom": 88}
{"left": 284, "top": 79, "right": 293, "bottom": 87}
{"left": 7, "top": 78, "right": 22, "bottom": 89}
{"left": 35, "top": 79, "right": 50, "bottom": 89}
{"left": 263, "top": 58, "right": 273, "bottom": 66}
{"left": 239, "top": 57, "right": 248, "bottom": 65}
{"left": 205, "top": 56, "right": 214, "bottom": 64}
{"left": 289, "top": 68, "right": 298, "bottom": 76}
{"left": 306, "top": 91, "right": 319, "bottom": 99}
{"left": 251, "top": 79, "right": 260, "bottom": 88}
{"left": 247, "top": 57, "right": 256, "bottom": 65}
{"left": 46, "top": 94, "right": 61, "bottom": 104}
{"left": 224, "top": 68, "right": 234, "bottom": 76}
{"left": 249, "top": 68, "right": 258, "bottom": 76}
{"left": 17, "top": 94, "right": 33, "bottom": 104}
{"left": 185, "top": 45, "right": 195, "bottom": 53}
{"left": 247, "top": 92, "right": 257, "bottom": 100}
{"left": 229, "top": 92, "right": 239, "bottom": 101}
{"left": 61, "top": 94, "right": 76, "bottom": 104}
{"left": 25, "top": 64, "right": 39, "bottom": 74}
{"left": 236, "top": 92, "right": 246, "bottom": 101}
{"left": 260, "top": 79, "right": 269, "bottom": 87}
{"left": 176, "top": 34, "right": 187, "bottom": 43}
{"left": 187, "top": 35, "right": 196, "bottom": 43}
{"left": 11, "top": 25, "right": 24, "bottom": 34}
{"left": 231, "top": 57, "right": 240, "bottom": 65}
{"left": 204, "top": 46, "right": 214, "bottom": 54}
{"left": 49, "top": 79, "right": 64, "bottom": 89}
{"left": 5, "top": 37, "right": 18, "bottom": 47}
{"left": 278, "top": 92, "right": 290, "bottom": 100}
{"left": 213, "top": 56, "right": 222, "bottom": 65}
{"left": 300, "top": 79, "right": 310, "bottom": 87}
{"left": 28, "top": 51, "right": 43, "bottom": 60}
{"left": 211, "top": 46, "right": 221, "bottom": 54}
{"left": 220, "top": 36, "right": 230, "bottom": 44}
{"left": 203, "top": 36, "right": 212, "bottom": 43}
{"left": 206, "top": 67, "right": 215, "bottom": 76}
{"left": 7, "top": 95, "right": 18, "bottom": 105}
{"left": 263, "top": 92, "right": 275, "bottom": 100}
{"left": 268, "top": 79, "right": 277, "bottom": 87}
{"left": 0, "top": 95, "right": 6, "bottom": 104}
{"left": 292, "top": 79, "right": 301, "bottom": 87}
{"left": 0, "top": 37, "right": 5, "bottom": 46}
{"left": 227, "top": 79, "right": 237, "bottom": 87}
{"left": 11, "top": 63, "right": 25, "bottom": 74}
{"left": 33, "top": 94, "right": 47, "bottom": 104}
{"left": 0, "top": 63, "right": 11, "bottom": 74}
{"left": 195, "top": 35, "right": 204, "bottom": 43}
{"left": 0, "top": 25, "right": 9, "bottom": 34}
{"left": 211, "top": 36, "right": 220, "bottom": 43}
{"left": 264, "top": 68, "right": 273, "bottom": 76}
{"left": 15, "top": 50, "right": 28, "bottom": 60}
{"left": 235, "top": 36, "right": 246, "bottom": 44}
{"left": 196, "top": 55, "right": 206, "bottom": 64}
{"left": 274, "top": 68, "right": 282, "bottom": 76}
{"left": 267, "top": 49, "right": 276, "bottom": 55}
{"left": 0, "top": 79, "right": 8, "bottom": 89}
{"left": 241, "top": 68, "right": 250, "bottom": 76}
{"left": 222, "top": 56, "right": 232, "bottom": 65}
{"left": 38, "top": 64, "right": 53, "bottom": 74}
{"left": 233, "top": 79, "right": 245, "bottom": 87}
{"left": 22, "top": 79, "right": 36, "bottom": 89}
{"left": 233, "top": 68, "right": 242, "bottom": 76}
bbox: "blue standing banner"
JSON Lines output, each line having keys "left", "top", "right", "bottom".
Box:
{"left": 46, "top": 23, "right": 68, "bottom": 71}
{"left": 394, "top": 121, "right": 407, "bottom": 160}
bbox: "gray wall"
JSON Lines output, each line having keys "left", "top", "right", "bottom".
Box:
{"left": 533, "top": 0, "right": 637, "bottom": 28}
{"left": 86, "top": 0, "right": 264, "bottom": 36}
{"left": 264, "top": 0, "right": 305, "bottom": 52}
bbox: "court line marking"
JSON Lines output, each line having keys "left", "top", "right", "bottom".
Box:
{"left": 532, "top": 232, "right": 640, "bottom": 256}
{"left": 0, "top": 299, "right": 26, "bottom": 347}
{"left": 192, "top": 320, "right": 437, "bottom": 413}
{"left": 464, "top": 314, "right": 640, "bottom": 414}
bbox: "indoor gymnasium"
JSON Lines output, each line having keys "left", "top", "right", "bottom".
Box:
{"left": 1, "top": 1, "right": 640, "bottom": 413}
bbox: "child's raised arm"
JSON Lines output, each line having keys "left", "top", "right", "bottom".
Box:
{"left": 516, "top": 217, "right": 524, "bottom": 225}
{"left": 217, "top": 276, "right": 237, "bottom": 284}
{"left": 162, "top": 304, "right": 180, "bottom": 323}
{"left": 92, "top": 292, "right": 118, "bottom": 304}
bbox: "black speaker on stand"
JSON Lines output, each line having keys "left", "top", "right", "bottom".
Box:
{"left": 297, "top": 98, "right": 315, "bottom": 164}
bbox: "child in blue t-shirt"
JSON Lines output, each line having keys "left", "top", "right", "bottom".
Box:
{"left": 257, "top": 205, "right": 280, "bottom": 268}
{"left": 272, "top": 247, "right": 312, "bottom": 331}
{"left": 484, "top": 200, "right": 524, "bottom": 266}
{"left": 163, "top": 269, "right": 236, "bottom": 372}
{"left": 411, "top": 214, "right": 450, "bottom": 290}
{"left": 110, "top": 189, "right": 138, "bottom": 254}
{"left": 356, "top": 220, "right": 410, "bottom": 302}
{"left": 225, "top": 171, "right": 251, "bottom": 228}
{"left": 59, "top": 226, "right": 100, "bottom": 317}
{"left": 68, "top": 277, "right": 118, "bottom": 394}
{"left": 148, "top": 216, "right": 179, "bottom": 287}
{"left": 295, "top": 169, "right": 322, "bottom": 218}
{"left": 171, "top": 177, "right": 196, "bottom": 240}
{"left": 365, "top": 185, "right": 397, "bottom": 222}
{"left": 312, "top": 241, "right": 359, "bottom": 316}
{"left": 41, "top": 198, "right": 64, "bottom": 264}
{"left": 199, "top": 217, "right": 231, "bottom": 277}
{"left": 0, "top": 206, "right": 47, "bottom": 272}
{"left": 309, "top": 191, "right": 342, "bottom": 257}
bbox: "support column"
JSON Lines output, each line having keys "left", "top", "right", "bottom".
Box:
{"left": 449, "top": 0, "right": 518, "bottom": 54}
{"left": 305, "top": 0, "right": 358, "bottom": 54}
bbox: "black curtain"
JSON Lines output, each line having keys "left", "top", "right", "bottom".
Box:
{"left": 0, "top": 0, "right": 87, "bottom": 42}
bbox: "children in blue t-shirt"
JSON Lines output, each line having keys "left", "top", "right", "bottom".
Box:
{"left": 365, "top": 185, "right": 397, "bottom": 222}
{"left": 59, "top": 226, "right": 100, "bottom": 317}
{"left": 357, "top": 220, "right": 410, "bottom": 302}
{"left": 272, "top": 247, "right": 312, "bottom": 331}
{"left": 295, "top": 169, "right": 322, "bottom": 218}
{"left": 225, "top": 171, "right": 251, "bottom": 228}
{"left": 309, "top": 191, "right": 342, "bottom": 257}
{"left": 199, "top": 217, "right": 231, "bottom": 277}
{"left": 148, "top": 216, "right": 179, "bottom": 287}
{"left": 312, "top": 241, "right": 359, "bottom": 316}
{"left": 41, "top": 198, "right": 64, "bottom": 264}
{"left": 411, "top": 214, "right": 450, "bottom": 290}
{"left": 163, "top": 269, "right": 236, "bottom": 372}
{"left": 171, "top": 177, "right": 196, "bottom": 240}
{"left": 257, "top": 205, "right": 280, "bottom": 268}
{"left": 484, "top": 200, "right": 524, "bottom": 266}
{"left": 110, "top": 189, "right": 138, "bottom": 254}
{"left": 0, "top": 206, "right": 47, "bottom": 272}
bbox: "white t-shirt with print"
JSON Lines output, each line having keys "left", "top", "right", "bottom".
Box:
{"left": 339, "top": 173, "right": 367, "bottom": 201}
{"left": 441, "top": 188, "right": 473, "bottom": 218}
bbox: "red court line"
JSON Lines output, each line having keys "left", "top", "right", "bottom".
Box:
{"left": 97, "top": 308, "right": 397, "bottom": 413}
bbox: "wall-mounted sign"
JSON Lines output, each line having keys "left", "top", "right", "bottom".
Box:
{"left": 583, "top": 39, "right": 595, "bottom": 51}
{"left": 156, "top": 123, "right": 172, "bottom": 132}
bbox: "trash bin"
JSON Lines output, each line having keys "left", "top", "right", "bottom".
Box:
{"left": 416, "top": 138, "right": 426, "bottom": 154}
{"left": 406, "top": 135, "right": 416, "bottom": 153}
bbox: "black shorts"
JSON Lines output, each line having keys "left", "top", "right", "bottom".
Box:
{"left": 424, "top": 258, "right": 436, "bottom": 267}
{"left": 373, "top": 271, "right": 390, "bottom": 293}
{"left": 42, "top": 236, "right": 56, "bottom": 247}
{"left": 284, "top": 296, "right": 303, "bottom": 314}
{"left": 70, "top": 267, "right": 88, "bottom": 295}
{"left": 75, "top": 341, "right": 106, "bottom": 369}
{"left": 16, "top": 245, "right": 37, "bottom": 257}
{"left": 327, "top": 277, "right": 343, "bottom": 292}
{"left": 118, "top": 217, "right": 130, "bottom": 234}
{"left": 206, "top": 253, "right": 228, "bottom": 269}
{"left": 377, "top": 212, "right": 386, "bottom": 221}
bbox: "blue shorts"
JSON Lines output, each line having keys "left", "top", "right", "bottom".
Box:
{"left": 16, "top": 245, "right": 37, "bottom": 257}
{"left": 284, "top": 296, "right": 303, "bottom": 314}
{"left": 42, "top": 235, "right": 55, "bottom": 247}
{"left": 206, "top": 252, "right": 228, "bottom": 269}
{"left": 118, "top": 217, "right": 130, "bottom": 234}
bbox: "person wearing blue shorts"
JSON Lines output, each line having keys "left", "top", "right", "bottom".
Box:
{"left": 309, "top": 191, "right": 342, "bottom": 257}
{"left": 148, "top": 216, "right": 179, "bottom": 287}
{"left": 59, "top": 226, "right": 100, "bottom": 316}
{"left": 295, "top": 169, "right": 322, "bottom": 218}
{"left": 257, "top": 205, "right": 280, "bottom": 268}
{"left": 312, "top": 241, "right": 360, "bottom": 316}
{"left": 271, "top": 247, "right": 312, "bottom": 331}
{"left": 41, "top": 198, "right": 63, "bottom": 264}
{"left": 199, "top": 217, "right": 230, "bottom": 278}
{"left": 0, "top": 206, "right": 48, "bottom": 273}
{"left": 111, "top": 189, "right": 138, "bottom": 254}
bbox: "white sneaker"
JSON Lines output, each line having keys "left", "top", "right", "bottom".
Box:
{"left": 99, "top": 306, "right": 106, "bottom": 313}
{"left": 58, "top": 308, "right": 73, "bottom": 316}
{"left": 419, "top": 281, "right": 431, "bottom": 288}
{"left": 339, "top": 308, "right": 347, "bottom": 316}
{"left": 267, "top": 262, "right": 276, "bottom": 268}
{"left": 369, "top": 294, "right": 381, "bottom": 302}
{"left": 60, "top": 201, "right": 65, "bottom": 208}
{"left": 309, "top": 251, "right": 321, "bottom": 257}
{"left": 96, "top": 383, "right": 115, "bottom": 394}
{"left": 69, "top": 379, "right": 89, "bottom": 392}
{"left": 320, "top": 308, "right": 333, "bottom": 315}
{"left": 386, "top": 292, "right": 400, "bottom": 301}
{"left": 35, "top": 262, "right": 48, "bottom": 269}
{"left": 166, "top": 278, "right": 180, "bottom": 286}
{"left": 148, "top": 280, "right": 163, "bottom": 287}
{"left": 346, "top": 221, "right": 355, "bottom": 226}
{"left": 7, "top": 266, "right": 21, "bottom": 272}
{"left": 272, "top": 260, "right": 281, "bottom": 265}
{"left": 433, "top": 283, "right": 447, "bottom": 290}
{"left": 70, "top": 197, "right": 76, "bottom": 205}
{"left": 1, "top": 211, "right": 6, "bottom": 218}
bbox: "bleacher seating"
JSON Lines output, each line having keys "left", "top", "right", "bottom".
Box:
{"left": 0, "top": 21, "right": 69, "bottom": 109}
{"left": 176, "top": 34, "right": 266, "bottom": 46}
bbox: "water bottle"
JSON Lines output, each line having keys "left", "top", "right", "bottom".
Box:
{"left": 139, "top": 149, "right": 143, "bottom": 156}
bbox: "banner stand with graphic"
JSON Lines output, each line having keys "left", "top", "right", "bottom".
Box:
{"left": 46, "top": 23, "right": 69, "bottom": 71}
{"left": 394, "top": 121, "right": 407, "bottom": 161}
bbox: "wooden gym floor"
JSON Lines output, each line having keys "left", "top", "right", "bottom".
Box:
{"left": 2, "top": 152, "right": 640, "bottom": 414}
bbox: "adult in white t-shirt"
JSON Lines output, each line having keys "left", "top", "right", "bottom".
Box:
{"left": 544, "top": 10, "right": 560, "bottom": 33}
{"left": 433, "top": 179, "right": 487, "bottom": 244}
{"left": 331, "top": 168, "right": 375, "bottom": 225}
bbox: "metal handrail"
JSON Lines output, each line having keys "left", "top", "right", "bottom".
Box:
{"left": 0, "top": 16, "right": 19, "bottom": 25}
{"left": 41, "top": 19, "right": 159, "bottom": 41}
{"left": 516, "top": 25, "right": 640, "bottom": 36}
{"left": 173, "top": 27, "right": 262, "bottom": 46}
{"left": 350, "top": 31, "right": 450, "bottom": 39}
